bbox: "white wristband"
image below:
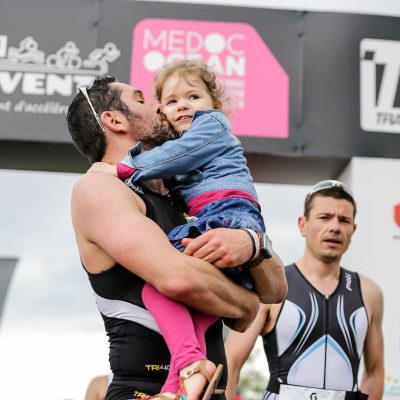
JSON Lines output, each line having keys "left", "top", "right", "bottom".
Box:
{"left": 244, "top": 229, "right": 260, "bottom": 261}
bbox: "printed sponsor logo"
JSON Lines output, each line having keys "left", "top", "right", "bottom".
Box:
{"left": 144, "top": 364, "right": 169, "bottom": 371}
{"left": 360, "top": 39, "right": 400, "bottom": 134}
{"left": 345, "top": 272, "right": 352, "bottom": 291}
{"left": 0, "top": 35, "right": 120, "bottom": 115}
{"left": 133, "top": 391, "right": 151, "bottom": 398}
{"left": 130, "top": 19, "right": 289, "bottom": 138}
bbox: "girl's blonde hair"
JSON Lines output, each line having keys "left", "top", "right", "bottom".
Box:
{"left": 153, "top": 58, "right": 224, "bottom": 109}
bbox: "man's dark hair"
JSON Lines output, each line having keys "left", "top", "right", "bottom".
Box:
{"left": 66, "top": 76, "right": 132, "bottom": 164}
{"left": 304, "top": 187, "right": 357, "bottom": 219}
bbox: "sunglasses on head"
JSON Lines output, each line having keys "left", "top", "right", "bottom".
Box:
{"left": 308, "top": 180, "right": 354, "bottom": 201}
{"left": 78, "top": 85, "right": 106, "bottom": 133}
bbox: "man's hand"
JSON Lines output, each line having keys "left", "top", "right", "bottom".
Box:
{"left": 183, "top": 228, "right": 288, "bottom": 305}
{"left": 88, "top": 162, "right": 118, "bottom": 176}
{"left": 182, "top": 228, "right": 253, "bottom": 268}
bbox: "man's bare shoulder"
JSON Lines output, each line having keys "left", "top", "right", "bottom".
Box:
{"left": 359, "top": 273, "right": 382, "bottom": 297}
{"left": 71, "top": 172, "right": 147, "bottom": 272}
{"left": 71, "top": 172, "right": 146, "bottom": 230}
{"left": 359, "top": 273, "right": 384, "bottom": 321}
{"left": 73, "top": 171, "right": 125, "bottom": 196}
{"left": 72, "top": 172, "right": 142, "bottom": 207}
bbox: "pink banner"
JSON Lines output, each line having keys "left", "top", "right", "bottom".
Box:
{"left": 130, "top": 18, "right": 289, "bottom": 138}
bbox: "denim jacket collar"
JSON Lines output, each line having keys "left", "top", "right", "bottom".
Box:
{"left": 129, "top": 142, "right": 142, "bottom": 157}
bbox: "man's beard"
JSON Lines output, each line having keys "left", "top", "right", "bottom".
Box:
{"left": 141, "top": 121, "right": 179, "bottom": 150}
{"left": 319, "top": 251, "right": 340, "bottom": 263}
{"left": 129, "top": 114, "right": 180, "bottom": 151}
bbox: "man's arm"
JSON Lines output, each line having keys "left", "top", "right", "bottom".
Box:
{"left": 247, "top": 252, "right": 287, "bottom": 304}
{"left": 224, "top": 305, "right": 270, "bottom": 400}
{"left": 182, "top": 229, "right": 287, "bottom": 304}
{"left": 84, "top": 375, "right": 108, "bottom": 400}
{"left": 359, "top": 275, "right": 384, "bottom": 400}
{"left": 72, "top": 172, "right": 259, "bottom": 325}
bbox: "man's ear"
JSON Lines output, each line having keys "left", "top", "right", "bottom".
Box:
{"left": 298, "top": 216, "right": 307, "bottom": 237}
{"left": 100, "top": 110, "right": 127, "bottom": 133}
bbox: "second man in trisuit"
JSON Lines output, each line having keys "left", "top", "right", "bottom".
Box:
{"left": 226, "top": 180, "right": 384, "bottom": 400}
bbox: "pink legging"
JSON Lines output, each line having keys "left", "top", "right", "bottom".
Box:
{"left": 142, "top": 282, "right": 217, "bottom": 394}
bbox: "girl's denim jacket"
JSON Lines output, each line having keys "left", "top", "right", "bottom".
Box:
{"left": 121, "top": 110, "right": 258, "bottom": 205}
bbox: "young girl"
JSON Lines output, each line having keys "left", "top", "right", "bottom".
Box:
{"left": 96, "top": 59, "right": 268, "bottom": 400}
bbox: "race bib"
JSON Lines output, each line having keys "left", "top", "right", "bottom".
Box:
{"left": 279, "top": 384, "right": 346, "bottom": 400}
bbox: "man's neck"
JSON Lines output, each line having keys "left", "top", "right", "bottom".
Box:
{"left": 102, "top": 133, "right": 138, "bottom": 165}
{"left": 101, "top": 134, "right": 168, "bottom": 196}
{"left": 295, "top": 253, "right": 341, "bottom": 295}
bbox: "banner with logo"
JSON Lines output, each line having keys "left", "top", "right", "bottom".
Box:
{"left": 0, "top": 0, "right": 124, "bottom": 143}
{"left": 0, "top": 0, "right": 400, "bottom": 161}
{"left": 341, "top": 157, "right": 400, "bottom": 399}
{"left": 96, "top": 0, "right": 300, "bottom": 155}
{"left": 130, "top": 18, "right": 289, "bottom": 139}
{"left": 300, "top": 13, "right": 400, "bottom": 159}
